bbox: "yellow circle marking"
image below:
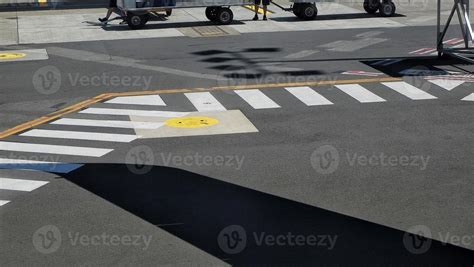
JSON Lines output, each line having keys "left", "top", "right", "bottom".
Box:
{"left": 165, "top": 116, "right": 219, "bottom": 128}
{"left": 0, "top": 53, "right": 26, "bottom": 60}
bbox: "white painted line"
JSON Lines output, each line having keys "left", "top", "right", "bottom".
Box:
{"left": 381, "top": 59, "right": 403, "bottom": 66}
{"left": 284, "top": 50, "right": 319, "bottom": 59}
{"left": 427, "top": 79, "right": 465, "bottom": 91}
{"left": 0, "top": 141, "right": 113, "bottom": 157}
{"left": 443, "top": 38, "right": 464, "bottom": 45}
{"left": 409, "top": 48, "right": 431, "bottom": 54}
{"left": 52, "top": 118, "right": 164, "bottom": 129}
{"left": 0, "top": 178, "right": 48, "bottom": 192}
{"left": 20, "top": 129, "right": 138, "bottom": 143}
{"left": 184, "top": 92, "right": 227, "bottom": 111}
{"left": 0, "top": 200, "right": 10, "bottom": 207}
{"left": 105, "top": 95, "right": 166, "bottom": 106}
{"left": 382, "top": 82, "right": 437, "bottom": 100}
{"left": 234, "top": 89, "right": 281, "bottom": 109}
{"left": 341, "top": 70, "right": 382, "bottom": 77}
{"left": 335, "top": 84, "right": 386, "bottom": 103}
{"left": 461, "top": 93, "right": 474, "bottom": 101}
{"left": 285, "top": 87, "right": 333, "bottom": 106}
{"left": 80, "top": 108, "right": 188, "bottom": 118}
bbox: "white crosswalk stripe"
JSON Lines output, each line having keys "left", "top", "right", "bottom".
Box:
{"left": 285, "top": 87, "right": 333, "bottom": 106}
{"left": 461, "top": 93, "right": 474, "bottom": 101}
{"left": 20, "top": 129, "right": 138, "bottom": 143}
{"left": 184, "top": 92, "right": 226, "bottom": 111}
{"left": 234, "top": 89, "right": 281, "bottom": 109}
{"left": 80, "top": 108, "right": 188, "bottom": 118}
{"left": 0, "top": 200, "right": 10, "bottom": 207}
{"left": 0, "top": 141, "right": 112, "bottom": 157}
{"left": 427, "top": 79, "right": 465, "bottom": 91}
{"left": 0, "top": 177, "right": 48, "bottom": 192}
{"left": 382, "top": 82, "right": 437, "bottom": 100}
{"left": 52, "top": 118, "right": 164, "bottom": 129}
{"left": 105, "top": 95, "right": 166, "bottom": 106}
{"left": 335, "top": 84, "right": 386, "bottom": 103}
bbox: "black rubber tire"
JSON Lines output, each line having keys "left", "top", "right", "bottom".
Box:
{"left": 293, "top": 4, "right": 303, "bottom": 18}
{"left": 205, "top": 7, "right": 219, "bottom": 22}
{"left": 215, "top": 7, "right": 233, "bottom": 25}
{"left": 165, "top": 9, "right": 172, "bottom": 17}
{"left": 299, "top": 3, "right": 317, "bottom": 20}
{"left": 363, "top": 0, "right": 379, "bottom": 14}
{"left": 379, "top": 1, "right": 396, "bottom": 17}
{"left": 126, "top": 13, "right": 148, "bottom": 30}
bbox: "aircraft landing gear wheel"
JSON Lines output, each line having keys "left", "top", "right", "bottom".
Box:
{"left": 126, "top": 12, "right": 148, "bottom": 29}
{"left": 215, "top": 7, "right": 233, "bottom": 25}
{"left": 379, "top": 1, "right": 395, "bottom": 17}
{"left": 205, "top": 7, "right": 219, "bottom": 22}
{"left": 363, "top": 0, "right": 380, "bottom": 14}
{"left": 294, "top": 3, "right": 317, "bottom": 20}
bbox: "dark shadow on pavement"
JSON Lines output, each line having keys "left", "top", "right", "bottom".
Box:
{"left": 271, "top": 12, "right": 405, "bottom": 22}
{"left": 62, "top": 163, "right": 474, "bottom": 265}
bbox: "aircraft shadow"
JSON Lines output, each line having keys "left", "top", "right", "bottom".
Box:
{"left": 63, "top": 163, "right": 473, "bottom": 265}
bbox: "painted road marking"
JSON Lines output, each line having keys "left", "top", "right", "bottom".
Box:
{"left": 0, "top": 158, "right": 82, "bottom": 173}
{"left": 427, "top": 79, "right": 465, "bottom": 91}
{"left": 52, "top": 118, "right": 164, "bottom": 129}
{"left": 461, "top": 93, "right": 474, "bottom": 101}
{"left": 0, "top": 53, "right": 26, "bottom": 60}
{"left": 20, "top": 129, "right": 138, "bottom": 143}
{"left": 285, "top": 87, "right": 333, "bottom": 106}
{"left": 0, "top": 49, "right": 48, "bottom": 62}
{"left": 80, "top": 108, "right": 188, "bottom": 118}
{"left": 372, "top": 59, "right": 403, "bottom": 66}
{"left": 0, "top": 77, "right": 404, "bottom": 139}
{"left": 234, "top": 89, "right": 280, "bottom": 109}
{"left": 342, "top": 70, "right": 383, "bottom": 77}
{"left": 165, "top": 116, "right": 219, "bottom": 128}
{"left": 0, "top": 141, "right": 113, "bottom": 157}
{"left": 0, "top": 178, "right": 48, "bottom": 192}
{"left": 335, "top": 84, "right": 386, "bottom": 103}
{"left": 382, "top": 82, "right": 437, "bottom": 100}
{"left": 0, "top": 200, "right": 10, "bottom": 207}
{"left": 409, "top": 48, "right": 436, "bottom": 55}
{"left": 185, "top": 92, "right": 226, "bottom": 112}
{"left": 443, "top": 38, "right": 464, "bottom": 45}
{"left": 105, "top": 95, "right": 166, "bottom": 106}
{"left": 284, "top": 50, "right": 319, "bottom": 59}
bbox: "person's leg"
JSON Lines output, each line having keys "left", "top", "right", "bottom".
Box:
{"left": 253, "top": 4, "right": 259, "bottom": 20}
{"left": 263, "top": 5, "right": 267, "bottom": 20}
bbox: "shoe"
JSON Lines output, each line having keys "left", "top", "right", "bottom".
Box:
{"left": 253, "top": 15, "right": 259, "bottom": 20}
{"left": 98, "top": 17, "right": 107, "bottom": 22}
{"left": 263, "top": 16, "right": 267, "bottom": 20}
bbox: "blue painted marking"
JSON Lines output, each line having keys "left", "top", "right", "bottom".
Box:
{"left": 0, "top": 163, "right": 83, "bottom": 174}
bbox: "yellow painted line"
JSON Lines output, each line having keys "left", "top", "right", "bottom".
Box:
{"left": 243, "top": 5, "right": 274, "bottom": 14}
{"left": 0, "top": 77, "right": 401, "bottom": 139}
{"left": 0, "top": 94, "right": 109, "bottom": 139}
{"left": 0, "top": 53, "right": 26, "bottom": 60}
